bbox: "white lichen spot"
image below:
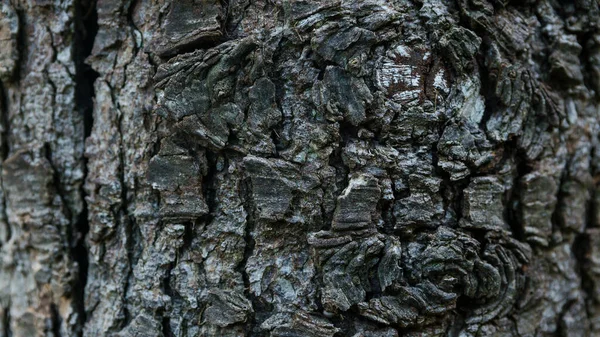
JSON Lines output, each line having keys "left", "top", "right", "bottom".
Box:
{"left": 376, "top": 62, "right": 396, "bottom": 89}
{"left": 395, "top": 44, "right": 411, "bottom": 57}
{"left": 156, "top": 90, "right": 165, "bottom": 103}
{"left": 433, "top": 69, "right": 449, "bottom": 94}
{"left": 57, "top": 45, "right": 72, "bottom": 65}
{"left": 392, "top": 90, "right": 421, "bottom": 104}
{"left": 375, "top": 45, "right": 432, "bottom": 104}
{"left": 376, "top": 43, "right": 431, "bottom": 105}
{"left": 423, "top": 51, "right": 431, "bottom": 61}
{"left": 565, "top": 98, "right": 577, "bottom": 125}
{"left": 341, "top": 174, "right": 371, "bottom": 197}
{"left": 458, "top": 77, "right": 485, "bottom": 125}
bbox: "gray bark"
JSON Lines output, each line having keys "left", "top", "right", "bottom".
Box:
{"left": 0, "top": 0, "right": 599, "bottom": 336}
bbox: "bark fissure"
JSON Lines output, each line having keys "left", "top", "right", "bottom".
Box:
{"left": 73, "top": 0, "right": 98, "bottom": 333}
{"left": 2, "top": 306, "right": 10, "bottom": 337}
{"left": 0, "top": 79, "right": 10, "bottom": 245}
{"left": 50, "top": 303, "right": 63, "bottom": 337}
{"left": 0, "top": 81, "right": 9, "bottom": 161}
{"left": 239, "top": 175, "right": 257, "bottom": 333}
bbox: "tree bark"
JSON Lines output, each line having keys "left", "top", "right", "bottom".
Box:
{"left": 0, "top": 0, "right": 599, "bottom": 336}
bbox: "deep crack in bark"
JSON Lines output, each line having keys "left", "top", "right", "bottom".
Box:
{"left": 73, "top": 0, "right": 98, "bottom": 334}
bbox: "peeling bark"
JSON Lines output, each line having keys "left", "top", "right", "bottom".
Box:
{"left": 0, "top": 0, "right": 599, "bottom": 336}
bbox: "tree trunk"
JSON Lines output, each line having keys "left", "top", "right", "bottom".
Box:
{"left": 0, "top": 0, "right": 599, "bottom": 336}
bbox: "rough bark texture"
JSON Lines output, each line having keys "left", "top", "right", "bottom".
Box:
{"left": 0, "top": 0, "right": 599, "bottom": 336}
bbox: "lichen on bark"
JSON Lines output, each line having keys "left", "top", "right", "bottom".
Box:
{"left": 0, "top": 0, "right": 599, "bottom": 336}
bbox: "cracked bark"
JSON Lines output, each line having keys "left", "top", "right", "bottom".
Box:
{"left": 0, "top": 0, "right": 600, "bottom": 336}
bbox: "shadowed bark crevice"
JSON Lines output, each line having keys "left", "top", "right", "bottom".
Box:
{"left": 73, "top": 0, "right": 98, "bottom": 333}
{"left": 0, "top": 80, "right": 10, "bottom": 245}
{"left": 238, "top": 176, "right": 258, "bottom": 334}
{"left": 2, "top": 306, "right": 10, "bottom": 337}
{"left": 50, "top": 303, "right": 63, "bottom": 337}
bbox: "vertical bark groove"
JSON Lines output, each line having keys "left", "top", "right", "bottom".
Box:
{"left": 73, "top": 0, "right": 97, "bottom": 334}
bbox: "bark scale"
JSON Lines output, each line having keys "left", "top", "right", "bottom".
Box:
{"left": 0, "top": 0, "right": 599, "bottom": 336}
